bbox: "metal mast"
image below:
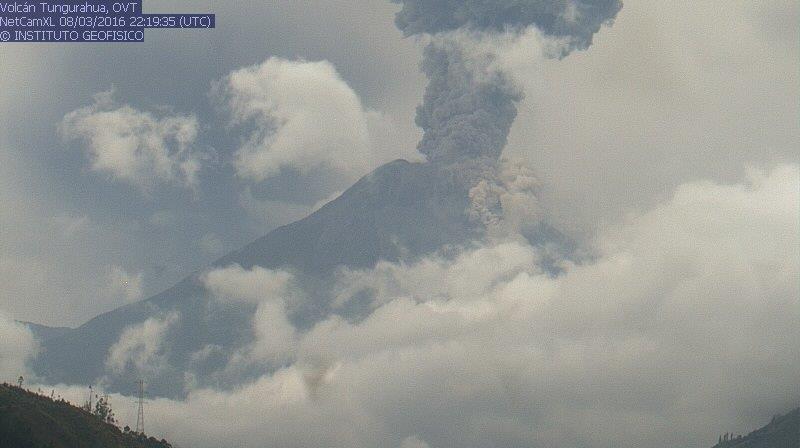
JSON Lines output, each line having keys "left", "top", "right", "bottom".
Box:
{"left": 135, "top": 380, "right": 145, "bottom": 434}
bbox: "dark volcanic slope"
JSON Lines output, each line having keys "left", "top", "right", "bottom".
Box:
{"left": 0, "top": 384, "right": 173, "bottom": 448}
{"left": 215, "top": 159, "right": 478, "bottom": 273}
{"left": 31, "top": 160, "right": 481, "bottom": 395}
{"left": 713, "top": 409, "right": 800, "bottom": 448}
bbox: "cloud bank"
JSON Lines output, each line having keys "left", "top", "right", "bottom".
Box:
{"left": 90, "top": 164, "right": 799, "bottom": 448}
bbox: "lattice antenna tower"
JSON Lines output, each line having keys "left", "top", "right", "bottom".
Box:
{"left": 135, "top": 379, "right": 145, "bottom": 434}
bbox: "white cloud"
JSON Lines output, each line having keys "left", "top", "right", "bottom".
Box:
{"left": 0, "top": 313, "right": 38, "bottom": 381}
{"left": 217, "top": 58, "right": 419, "bottom": 187}
{"left": 333, "top": 241, "right": 538, "bottom": 310}
{"left": 60, "top": 90, "right": 202, "bottom": 190}
{"left": 246, "top": 300, "right": 297, "bottom": 365}
{"left": 106, "top": 313, "right": 179, "bottom": 375}
{"left": 203, "top": 265, "right": 298, "bottom": 366}
{"left": 202, "top": 264, "right": 294, "bottom": 305}
{"left": 100, "top": 265, "right": 143, "bottom": 305}
{"left": 91, "top": 165, "right": 799, "bottom": 448}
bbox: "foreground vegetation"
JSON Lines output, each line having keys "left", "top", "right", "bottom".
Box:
{"left": 714, "top": 409, "right": 799, "bottom": 448}
{"left": 0, "top": 383, "right": 173, "bottom": 448}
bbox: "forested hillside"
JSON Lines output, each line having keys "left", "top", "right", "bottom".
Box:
{"left": 0, "top": 383, "right": 174, "bottom": 448}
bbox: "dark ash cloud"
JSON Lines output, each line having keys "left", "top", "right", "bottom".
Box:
{"left": 415, "top": 41, "right": 522, "bottom": 163}
{"left": 393, "top": 0, "right": 622, "bottom": 164}
{"left": 393, "top": 0, "right": 622, "bottom": 51}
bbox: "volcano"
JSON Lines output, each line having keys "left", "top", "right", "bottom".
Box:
{"left": 29, "top": 159, "right": 568, "bottom": 397}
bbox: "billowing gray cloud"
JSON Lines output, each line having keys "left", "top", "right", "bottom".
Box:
{"left": 394, "top": 0, "right": 621, "bottom": 164}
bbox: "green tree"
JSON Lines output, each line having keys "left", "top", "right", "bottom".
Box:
{"left": 94, "top": 396, "right": 116, "bottom": 425}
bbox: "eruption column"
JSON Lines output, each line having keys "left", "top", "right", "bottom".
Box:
{"left": 391, "top": 0, "right": 623, "bottom": 165}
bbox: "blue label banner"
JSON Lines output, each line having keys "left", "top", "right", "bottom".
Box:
{"left": 0, "top": 1, "right": 214, "bottom": 42}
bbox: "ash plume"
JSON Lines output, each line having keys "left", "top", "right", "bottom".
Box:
{"left": 392, "top": 0, "right": 623, "bottom": 165}
{"left": 416, "top": 39, "right": 522, "bottom": 164}
{"left": 393, "top": 0, "right": 622, "bottom": 50}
